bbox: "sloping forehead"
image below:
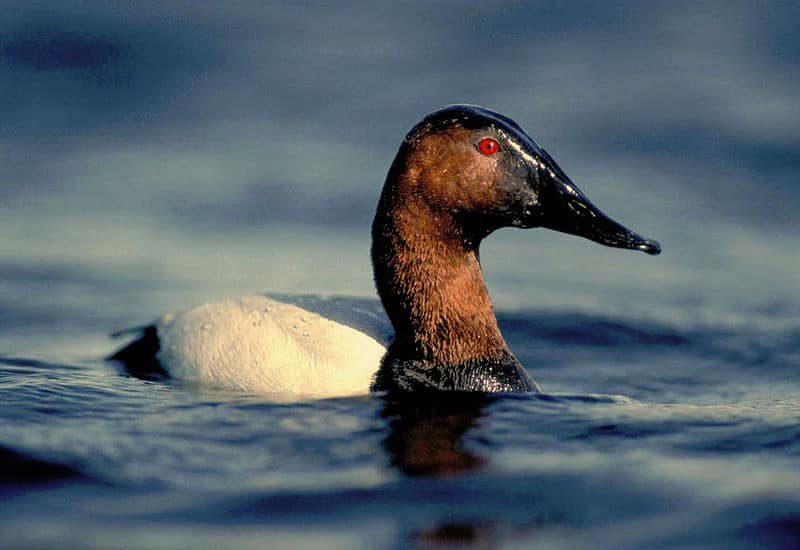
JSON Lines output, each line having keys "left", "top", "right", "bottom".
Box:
{"left": 407, "top": 105, "right": 545, "bottom": 155}
{"left": 405, "top": 105, "right": 573, "bottom": 184}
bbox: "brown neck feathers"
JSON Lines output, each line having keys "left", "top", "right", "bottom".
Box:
{"left": 372, "top": 153, "right": 509, "bottom": 365}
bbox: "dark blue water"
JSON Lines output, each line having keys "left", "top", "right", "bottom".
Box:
{"left": 2, "top": 2, "right": 799, "bottom": 548}
{"left": 2, "top": 294, "right": 799, "bottom": 548}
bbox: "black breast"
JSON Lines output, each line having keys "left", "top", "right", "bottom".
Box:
{"left": 371, "top": 347, "right": 539, "bottom": 393}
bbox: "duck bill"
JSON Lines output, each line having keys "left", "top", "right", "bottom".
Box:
{"left": 538, "top": 174, "right": 661, "bottom": 256}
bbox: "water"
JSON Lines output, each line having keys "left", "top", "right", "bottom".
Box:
{"left": 2, "top": 2, "right": 799, "bottom": 548}
{"left": 2, "top": 317, "right": 799, "bottom": 547}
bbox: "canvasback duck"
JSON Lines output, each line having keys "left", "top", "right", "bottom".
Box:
{"left": 109, "top": 105, "right": 660, "bottom": 396}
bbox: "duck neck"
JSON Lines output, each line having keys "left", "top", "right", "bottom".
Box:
{"left": 372, "top": 182, "right": 508, "bottom": 366}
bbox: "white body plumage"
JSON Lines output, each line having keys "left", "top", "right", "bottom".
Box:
{"left": 156, "top": 295, "right": 389, "bottom": 396}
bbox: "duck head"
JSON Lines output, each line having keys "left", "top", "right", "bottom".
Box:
{"left": 371, "top": 105, "right": 660, "bottom": 391}
{"left": 386, "top": 104, "right": 661, "bottom": 253}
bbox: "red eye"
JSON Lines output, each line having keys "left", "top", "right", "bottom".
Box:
{"left": 477, "top": 138, "right": 500, "bottom": 156}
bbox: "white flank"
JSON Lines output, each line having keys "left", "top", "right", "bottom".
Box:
{"left": 156, "top": 295, "right": 387, "bottom": 396}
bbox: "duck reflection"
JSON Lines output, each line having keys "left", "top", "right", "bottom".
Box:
{"left": 379, "top": 392, "right": 490, "bottom": 476}
{"left": 380, "top": 392, "right": 499, "bottom": 545}
{"left": 413, "top": 521, "right": 496, "bottom": 547}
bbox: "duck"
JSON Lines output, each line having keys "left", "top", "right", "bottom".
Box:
{"left": 109, "top": 105, "right": 660, "bottom": 396}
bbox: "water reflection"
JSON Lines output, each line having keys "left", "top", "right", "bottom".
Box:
{"left": 412, "top": 521, "right": 496, "bottom": 547}
{"left": 379, "top": 393, "right": 496, "bottom": 545}
{"left": 380, "top": 392, "right": 489, "bottom": 476}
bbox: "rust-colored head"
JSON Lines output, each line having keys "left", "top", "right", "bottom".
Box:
{"left": 382, "top": 104, "right": 662, "bottom": 250}
{"left": 370, "top": 105, "right": 660, "bottom": 386}
{"left": 392, "top": 125, "right": 533, "bottom": 238}
{"left": 384, "top": 112, "right": 538, "bottom": 241}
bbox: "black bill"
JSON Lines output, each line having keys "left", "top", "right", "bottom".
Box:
{"left": 535, "top": 151, "right": 661, "bottom": 256}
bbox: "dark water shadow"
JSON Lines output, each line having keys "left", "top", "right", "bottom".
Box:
{"left": 0, "top": 444, "right": 93, "bottom": 497}
{"left": 499, "top": 312, "right": 691, "bottom": 348}
{"left": 739, "top": 514, "right": 800, "bottom": 548}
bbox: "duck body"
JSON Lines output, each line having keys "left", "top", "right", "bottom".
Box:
{"left": 153, "top": 295, "right": 388, "bottom": 395}
{"left": 110, "top": 105, "right": 660, "bottom": 396}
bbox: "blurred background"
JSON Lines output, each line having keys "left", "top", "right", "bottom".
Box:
{"left": 1, "top": 0, "right": 798, "bottom": 353}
